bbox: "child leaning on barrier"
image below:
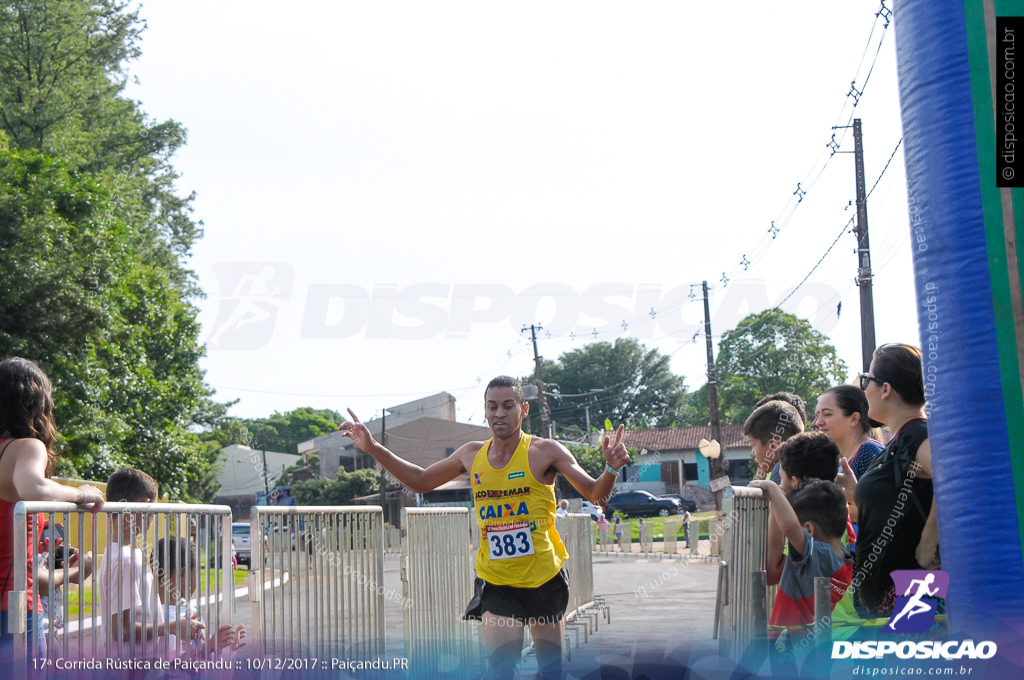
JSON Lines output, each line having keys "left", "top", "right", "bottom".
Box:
{"left": 96, "top": 469, "right": 204, "bottom": 656}
{"left": 743, "top": 399, "right": 805, "bottom": 484}
{"left": 749, "top": 478, "right": 853, "bottom": 645}
{"left": 151, "top": 536, "right": 245, "bottom": 659}
{"left": 763, "top": 432, "right": 846, "bottom": 586}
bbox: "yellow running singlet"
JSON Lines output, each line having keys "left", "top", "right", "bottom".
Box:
{"left": 471, "top": 434, "right": 568, "bottom": 587}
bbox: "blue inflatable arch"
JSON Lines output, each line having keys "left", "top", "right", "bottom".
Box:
{"left": 896, "top": 0, "right": 1024, "bottom": 633}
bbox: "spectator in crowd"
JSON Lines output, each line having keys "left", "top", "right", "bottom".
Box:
{"left": 97, "top": 469, "right": 203, "bottom": 656}
{"left": 812, "top": 385, "right": 885, "bottom": 496}
{"left": 0, "top": 357, "right": 103, "bottom": 662}
{"left": 151, "top": 536, "right": 245, "bottom": 659}
{"left": 841, "top": 344, "right": 937, "bottom": 617}
{"left": 744, "top": 400, "right": 805, "bottom": 483}
{"left": 751, "top": 478, "right": 853, "bottom": 661}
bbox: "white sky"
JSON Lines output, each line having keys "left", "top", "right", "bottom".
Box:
{"left": 124, "top": 0, "right": 915, "bottom": 428}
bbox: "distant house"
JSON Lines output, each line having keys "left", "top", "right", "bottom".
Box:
{"left": 298, "top": 392, "right": 489, "bottom": 525}
{"left": 618, "top": 424, "right": 752, "bottom": 496}
{"left": 214, "top": 444, "right": 300, "bottom": 519}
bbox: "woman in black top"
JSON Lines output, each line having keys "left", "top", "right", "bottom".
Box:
{"left": 848, "top": 344, "right": 938, "bottom": 616}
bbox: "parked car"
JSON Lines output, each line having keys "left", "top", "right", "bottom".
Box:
{"left": 231, "top": 522, "right": 268, "bottom": 567}
{"left": 605, "top": 490, "right": 681, "bottom": 517}
{"left": 232, "top": 522, "right": 253, "bottom": 567}
{"left": 580, "top": 500, "right": 604, "bottom": 522}
{"left": 658, "top": 494, "right": 698, "bottom": 513}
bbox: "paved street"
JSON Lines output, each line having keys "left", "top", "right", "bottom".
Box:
{"left": 227, "top": 548, "right": 728, "bottom": 678}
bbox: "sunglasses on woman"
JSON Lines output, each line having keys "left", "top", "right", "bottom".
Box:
{"left": 858, "top": 373, "right": 886, "bottom": 390}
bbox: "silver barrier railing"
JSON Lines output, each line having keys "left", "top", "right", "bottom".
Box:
{"left": 663, "top": 520, "right": 679, "bottom": 554}
{"left": 597, "top": 525, "right": 612, "bottom": 550}
{"left": 638, "top": 522, "right": 654, "bottom": 553}
{"left": 385, "top": 525, "right": 402, "bottom": 554}
{"left": 250, "top": 506, "right": 385, "bottom": 660}
{"left": 401, "top": 507, "right": 481, "bottom": 673}
{"left": 715, "top": 486, "right": 769, "bottom": 668}
{"left": 10, "top": 501, "right": 235, "bottom": 672}
{"left": 617, "top": 522, "right": 632, "bottom": 552}
{"left": 554, "top": 515, "right": 595, "bottom": 618}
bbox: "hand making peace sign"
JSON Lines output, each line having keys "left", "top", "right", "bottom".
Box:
{"left": 602, "top": 424, "right": 629, "bottom": 471}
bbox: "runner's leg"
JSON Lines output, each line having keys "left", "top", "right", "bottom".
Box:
{"left": 529, "top": 618, "right": 565, "bottom": 680}
{"left": 481, "top": 612, "right": 524, "bottom": 680}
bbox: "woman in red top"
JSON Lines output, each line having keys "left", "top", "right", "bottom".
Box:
{"left": 0, "top": 357, "right": 103, "bottom": 663}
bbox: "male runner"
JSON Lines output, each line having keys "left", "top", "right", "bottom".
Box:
{"left": 339, "top": 375, "right": 628, "bottom": 680}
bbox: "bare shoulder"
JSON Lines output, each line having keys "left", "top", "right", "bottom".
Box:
{"left": 528, "top": 437, "right": 574, "bottom": 465}
{"left": 0, "top": 437, "right": 46, "bottom": 466}
{"left": 451, "top": 440, "right": 488, "bottom": 472}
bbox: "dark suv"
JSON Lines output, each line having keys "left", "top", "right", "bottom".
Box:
{"left": 658, "top": 494, "right": 698, "bottom": 513}
{"left": 606, "top": 490, "right": 681, "bottom": 517}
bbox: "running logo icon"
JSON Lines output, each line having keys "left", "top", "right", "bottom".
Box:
{"left": 207, "top": 262, "right": 294, "bottom": 350}
{"left": 885, "top": 570, "right": 948, "bottom": 634}
{"left": 473, "top": 473, "right": 482, "bottom": 485}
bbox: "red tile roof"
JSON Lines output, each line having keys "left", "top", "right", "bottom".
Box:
{"left": 619, "top": 424, "right": 747, "bottom": 452}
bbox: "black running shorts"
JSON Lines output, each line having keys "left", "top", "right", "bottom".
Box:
{"left": 463, "top": 566, "right": 570, "bottom": 625}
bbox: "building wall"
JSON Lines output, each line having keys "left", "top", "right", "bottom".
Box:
{"left": 216, "top": 445, "right": 300, "bottom": 496}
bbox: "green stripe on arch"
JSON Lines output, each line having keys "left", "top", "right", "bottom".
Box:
{"left": 965, "top": 0, "right": 1024, "bottom": 566}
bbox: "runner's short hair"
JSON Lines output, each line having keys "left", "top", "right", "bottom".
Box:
{"left": 486, "top": 376, "right": 525, "bottom": 403}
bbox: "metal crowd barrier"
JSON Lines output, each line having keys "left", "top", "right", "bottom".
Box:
{"left": 554, "top": 515, "right": 595, "bottom": 618}
{"left": 250, "top": 506, "right": 385, "bottom": 660}
{"left": 663, "top": 520, "right": 679, "bottom": 553}
{"left": 400, "top": 507, "right": 482, "bottom": 674}
{"left": 385, "top": 524, "right": 402, "bottom": 554}
{"left": 617, "top": 522, "right": 632, "bottom": 552}
{"left": 714, "top": 486, "right": 769, "bottom": 668}
{"left": 638, "top": 522, "right": 654, "bottom": 553}
{"left": 10, "top": 501, "right": 235, "bottom": 673}
{"left": 597, "top": 525, "right": 612, "bottom": 550}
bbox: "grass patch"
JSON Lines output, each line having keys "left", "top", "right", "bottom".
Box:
{"left": 64, "top": 567, "right": 246, "bottom": 617}
{"left": 601, "top": 516, "right": 712, "bottom": 542}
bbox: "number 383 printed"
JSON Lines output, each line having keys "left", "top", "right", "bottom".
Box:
{"left": 486, "top": 521, "right": 535, "bottom": 560}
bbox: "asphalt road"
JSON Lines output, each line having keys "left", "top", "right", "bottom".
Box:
{"left": 227, "top": 549, "right": 728, "bottom": 678}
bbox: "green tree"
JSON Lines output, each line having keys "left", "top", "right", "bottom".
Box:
{"left": 535, "top": 339, "right": 687, "bottom": 433}
{"left": 244, "top": 408, "right": 345, "bottom": 455}
{"left": 0, "top": 1, "right": 217, "bottom": 498}
{"left": 291, "top": 469, "right": 380, "bottom": 506}
{"left": 713, "top": 310, "right": 849, "bottom": 424}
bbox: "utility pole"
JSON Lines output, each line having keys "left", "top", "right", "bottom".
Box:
{"left": 702, "top": 281, "right": 727, "bottom": 510}
{"left": 260, "top": 431, "right": 271, "bottom": 505}
{"left": 379, "top": 409, "right": 388, "bottom": 524}
{"left": 524, "top": 324, "right": 552, "bottom": 438}
{"left": 853, "top": 118, "right": 877, "bottom": 371}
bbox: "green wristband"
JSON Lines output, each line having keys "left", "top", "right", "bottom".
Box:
{"left": 605, "top": 463, "right": 620, "bottom": 476}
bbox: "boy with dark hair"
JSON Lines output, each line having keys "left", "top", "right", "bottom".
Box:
{"left": 765, "top": 432, "right": 850, "bottom": 586}
{"left": 97, "top": 469, "right": 203, "bottom": 656}
{"left": 750, "top": 479, "right": 853, "bottom": 642}
{"left": 152, "top": 536, "right": 245, "bottom": 658}
{"left": 744, "top": 400, "right": 804, "bottom": 482}
{"left": 778, "top": 432, "right": 841, "bottom": 489}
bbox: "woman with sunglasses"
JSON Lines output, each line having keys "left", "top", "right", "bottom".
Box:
{"left": 0, "top": 357, "right": 104, "bottom": 662}
{"left": 846, "top": 344, "right": 937, "bottom": 617}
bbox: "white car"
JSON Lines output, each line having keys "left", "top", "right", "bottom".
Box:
{"left": 580, "top": 500, "right": 604, "bottom": 522}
